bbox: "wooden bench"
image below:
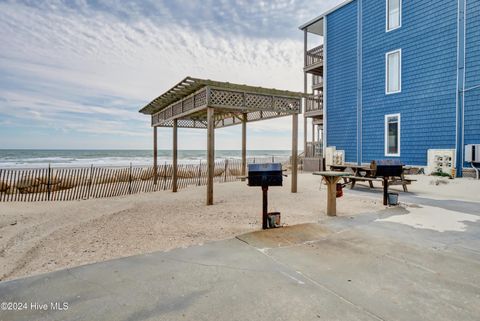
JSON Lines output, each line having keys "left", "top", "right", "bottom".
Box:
{"left": 389, "top": 177, "right": 417, "bottom": 192}
{"left": 342, "top": 175, "right": 417, "bottom": 192}
{"left": 342, "top": 175, "right": 383, "bottom": 189}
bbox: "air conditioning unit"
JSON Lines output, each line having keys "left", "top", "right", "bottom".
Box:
{"left": 325, "top": 146, "right": 344, "bottom": 169}
{"left": 325, "top": 146, "right": 336, "bottom": 169}
{"left": 427, "top": 149, "right": 455, "bottom": 175}
{"left": 465, "top": 144, "right": 480, "bottom": 163}
{"left": 333, "top": 150, "right": 345, "bottom": 165}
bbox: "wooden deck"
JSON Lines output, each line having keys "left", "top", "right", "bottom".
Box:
{"left": 312, "top": 75, "right": 323, "bottom": 90}
{"left": 305, "top": 94, "right": 323, "bottom": 117}
{"left": 304, "top": 45, "right": 323, "bottom": 75}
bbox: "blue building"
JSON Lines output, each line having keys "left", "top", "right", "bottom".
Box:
{"left": 300, "top": 0, "right": 480, "bottom": 176}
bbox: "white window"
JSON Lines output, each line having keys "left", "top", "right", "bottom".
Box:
{"left": 386, "top": 0, "right": 401, "bottom": 31}
{"left": 385, "top": 114, "right": 400, "bottom": 156}
{"left": 386, "top": 49, "right": 401, "bottom": 94}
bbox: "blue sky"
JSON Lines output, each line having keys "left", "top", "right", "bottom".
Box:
{"left": 0, "top": 0, "right": 341, "bottom": 150}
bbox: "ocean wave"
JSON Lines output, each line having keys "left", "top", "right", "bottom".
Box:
{"left": 0, "top": 151, "right": 290, "bottom": 169}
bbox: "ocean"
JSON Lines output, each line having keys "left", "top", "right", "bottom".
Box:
{"left": 0, "top": 150, "right": 292, "bottom": 168}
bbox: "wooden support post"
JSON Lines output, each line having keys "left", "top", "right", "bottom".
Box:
{"left": 312, "top": 122, "right": 315, "bottom": 143}
{"left": 262, "top": 186, "right": 268, "bottom": 229}
{"left": 153, "top": 126, "right": 158, "bottom": 185}
{"left": 207, "top": 107, "right": 215, "bottom": 205}
{"left": 304, "top": 117, "right": 308, "bottom": 157}
{"left": 303, "top": 29, "right": 308, "bottom": 156}
{"left": 241, "top": 113, "right": 247, "bottom": 181}
{"left": 326, "top": 178, "right": 338, "bottom": 216}
{"left": 172, "top": 119, "right": 178, "bottom": 192}
{"left": 291, "top": 113, "right": 298, "bottom": 193}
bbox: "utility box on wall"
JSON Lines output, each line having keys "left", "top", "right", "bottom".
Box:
{"left": 427, "top": 149, "right": 455, "bottom": 175}
{"left": 465, "top": 144, "right": 480, "bottom": 163}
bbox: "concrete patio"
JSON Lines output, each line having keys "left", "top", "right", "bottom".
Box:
{"left": 1, "top": 194, "right": 479, "bottom": 321}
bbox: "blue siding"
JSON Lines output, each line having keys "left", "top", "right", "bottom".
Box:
{"left": 326, "top": 1, "right": 358, "bottom": 163}
{"left": 361, "top": 0, "right": 458, "bottom": 165}
{"left": 464, "top": 0, "right": 480, "bottom": 151}
{"left": 323, "top": 0, "right": 479, "bottom": 170}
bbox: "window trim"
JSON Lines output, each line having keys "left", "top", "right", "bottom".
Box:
{"left": 386, "top": 0, "right": 402, "bottom": 32}
{"left": 385, "top": 49, "right": 402, "bottom": 94}
{"left": 385, "top": 113, "right": 401, "bottom": 157}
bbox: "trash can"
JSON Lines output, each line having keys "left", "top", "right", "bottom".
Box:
{"left": 267, "top": 212, "right": 281, "bottom": 228}
{"left": 387, "top": 192, "right": 399, "bottom": 206}
{"left": 336, "top": 183, "right": 343, "bottom": 198}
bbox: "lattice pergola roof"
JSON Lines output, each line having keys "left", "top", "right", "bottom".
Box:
{"left": 139, "top": 76, "right": 306, "bottom": 129}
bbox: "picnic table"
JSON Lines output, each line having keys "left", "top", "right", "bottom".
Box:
{"left": 312, "top": 171, "right": 351, "bottom": 217}
{"left": 329, "top": 164, "right": 415, "bottom": 192}
{"left": 329, "top": 164, "right": 377, "bottom": 188}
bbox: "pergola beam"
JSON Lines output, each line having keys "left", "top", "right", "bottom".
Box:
{"left": 153, "top": 110, "right": 294, "bottom": 129}
{"left": 140, "top": 76, "right": 305, "bottom": 115}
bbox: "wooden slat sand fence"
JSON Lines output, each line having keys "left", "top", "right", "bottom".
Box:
{"left": 0, "top": 157, "right": 289, "bottom": 202}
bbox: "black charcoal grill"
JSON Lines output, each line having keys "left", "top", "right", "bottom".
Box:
{"left": 247, "top": 163, "right": 283, "bottom": 229}
{"left": 372, "top": 160, "right": 404, "bottom": 205}
{"left": 374, "top": 160, "right": 404, "bottom": 177}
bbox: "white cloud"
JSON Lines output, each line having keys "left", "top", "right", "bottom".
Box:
{"left": 0, "top": 0, "right": 342, "bottom": 149}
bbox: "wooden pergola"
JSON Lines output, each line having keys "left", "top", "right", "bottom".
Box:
{"left": 139, "top": 76, "right": 305, "bottom": 205}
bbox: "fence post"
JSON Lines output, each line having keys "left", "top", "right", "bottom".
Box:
{"left": 163, "top": 161, "right": 167, "bottom": 190}
{"left": 88, "top": 164, "right": 93, "bottom": 199}
{"left": 272, "top": 155, "right": 274, "bottom": 163}
{"left": 129, "top": 163, "right": 132, "bottom": 194}
{"left": 224, "top": 159, "right": 228, "bottom": 182}
{"left": 197, "top": 160, "right": 202, "bottom": 186}
{"left": 47, "top": 163, "right": 51, "bottom": 201}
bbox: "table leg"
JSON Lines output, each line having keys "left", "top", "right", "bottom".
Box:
{"left": 341, "top": 169, "right": 348, "bottom": 184}
{"left": 368, "top": 177, "right": 374, "bottom": 188}
{"left": 351, "top": 168, "right": 361, "bottom": 189}
{"left": 327, "top": 178, "right": 337, "bottom": 216}
{"left": 350, "top": 178, "right": 356, "bottom": 189}
{"left": 383, "top": 177, "right": 389, "bottom": 206}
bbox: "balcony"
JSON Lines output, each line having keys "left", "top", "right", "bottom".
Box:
{"left": 305, "top": 94, "right": 323, "bottom": 117}
{"left": 304, "top": 45, "right": 323, "bottom": 75}
{"left": 312, "top": 75, "right": 323, "bottom": 90}
{"left": 305, "top": 141, "right": 323, "bottom": 158}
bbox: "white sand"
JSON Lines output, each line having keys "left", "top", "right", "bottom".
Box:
{"left": 0, "top": 173, "right": 381, "bottom": 281}
{"left": 1, "top": 173, "right": 478, "bottom": 281}
{"left": 376, "top": 205, "right": 480, "bottom": 232}
{"left": 399, "top": 175, "right": 480, "bottom": 202}
{"left": 375, "top": 175, "right": 480, "bottom": 232}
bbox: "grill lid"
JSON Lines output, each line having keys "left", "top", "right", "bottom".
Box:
{"left": 372, "top": 160, "right": 404, "bottom": 177}
{"left": 248, "top": 163, "right": 282, "bottom": 172}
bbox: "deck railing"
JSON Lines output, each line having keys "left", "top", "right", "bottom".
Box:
{"left": 306, "top": 45, "right": 324, "bottom": 68}
{"left": 0, "top": 157, "right": 290, "bottom": 202}
{"left": 305, "top": 94, "right": 323, "bottom": 113}
{"left": 312, "top": 75, "right": 323, "bottom": 88}
{"left": 305, "top": 142, "right": 323, "bottom": 158}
